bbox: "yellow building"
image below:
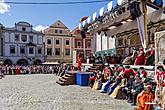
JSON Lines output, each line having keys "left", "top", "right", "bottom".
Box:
{"left": 43, "top": 20, "right": 73, "bottom": 63}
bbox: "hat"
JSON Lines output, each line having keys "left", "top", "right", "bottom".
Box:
{"left": 129, "top": 72, "right": 134, "bottom": 76}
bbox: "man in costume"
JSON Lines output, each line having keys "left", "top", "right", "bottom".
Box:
{"left": 77, "top": 54, "right": 82, "bottom": 71}
{"left": 136, "top": 82, "right": 155, "bottom": 110}
{"left": 131, "top": 75, "right": 144, "bottom": 106}
{"left": 126, "top": 72, "right": 135, "bottom": 103}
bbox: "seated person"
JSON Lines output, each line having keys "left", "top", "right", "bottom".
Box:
{"left": 111, "top": 73, "right": 127, "bottom": 100}
{"left": 124, "top": 66, "right": 134, "bottom": 79}
{"left": 136, "top": 83, "right": 155, "bottom": 110}
{"left": 107, "top": 73, "right": 121, "bottom": 95}
{"left": 131, "top": 75, "right": 144, "bottom": 106}
{"left": 126, "top": 72, "right": 135, "bottom": 103}
{"left": 89, "top": 72, "right": 97, "bottom": 88}
{"left": 139, "top": 67, "right": 147, "bottom": 78}
{"left": 100, "top": 68, "right": 114, "bottom": 93}
{"left": 93, "top": 71, "right": 103, "bottom": 90}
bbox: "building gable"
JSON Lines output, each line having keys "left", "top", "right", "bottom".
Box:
{"left": 50, "top": 20, "right": 68, "bottom": 29}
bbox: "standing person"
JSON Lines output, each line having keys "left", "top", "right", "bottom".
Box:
{"left": 15, "top": 66, "right": 20, "bottom": 75}
{"left": 77, "top": 54, "right": 82, "bottom": 71}
{"left": 134, "top": 48, "right": 145, "bottom": 65}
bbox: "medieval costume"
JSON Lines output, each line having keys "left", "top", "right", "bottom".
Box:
{"left": 126, "top": 73, "right": 135, "bottom": 103}
{"left": 77, "top": 54, "right": 82, "bottom": 71}
{"left": 135, "top": 48, "right": 145, "bottom": 65}
{"left": 93, "top": 71, "right": 103, "bottom": 90}
{"left": 136, "top": 85, "right": 155, "bottom": 110}
{"left": 145, "top": 46, "right": 155, "bottom": 66}
{"left": 131, "top": 75, "right": 144, "bottom": 106}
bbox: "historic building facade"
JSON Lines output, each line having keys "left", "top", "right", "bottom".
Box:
{"left": 44, "top": 20, "right": 73, "bottom": 63}
{"left": 3, "top": 21, "right": 45, "bottom": 65}
{"left": 115, "top": 19, "right": 165, "bottom": 57}
{"left": 71, "top": 28, "right": 93, "bottom": 60}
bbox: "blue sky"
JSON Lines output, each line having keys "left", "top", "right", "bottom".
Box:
{"left": 0, "top": 0, "right": 109, "bottom": 30}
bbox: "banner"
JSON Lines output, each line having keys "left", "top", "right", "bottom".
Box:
{"left": 136, "top": 15, "right": 147, "bottom": 49}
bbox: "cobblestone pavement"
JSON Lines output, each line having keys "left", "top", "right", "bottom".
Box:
{"left": 0, "top": 74, "right": 133, "bottom": 110}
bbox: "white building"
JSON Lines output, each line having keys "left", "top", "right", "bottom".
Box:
{"left": 3, "top": 21, "right": 45, "bottom": 65}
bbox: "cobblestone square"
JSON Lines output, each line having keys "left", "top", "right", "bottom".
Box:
{"left": 0, "top": 74, "right": 131, "bottom": 110}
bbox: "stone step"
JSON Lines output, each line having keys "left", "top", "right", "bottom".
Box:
{"left": 65, "top": 74, "right": 73, "bottom": 77}
{"left": 59, "top": 78, "right": 67, "bottom": 82}
{"left": 56, "top": 80, "right": 69, "bottom": 86}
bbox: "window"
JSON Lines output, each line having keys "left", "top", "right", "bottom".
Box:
{"left": 66, "top": 40, "right": 70, "bottom": 45}
{"left": 38, "top": 48, "right": 42, "bottom": 54}
{"left": 77, "top": 41, "right": 81, "bottom": 47}
{"left": 15, "top": 34, "right": 19, "bottom": 41}
{"left": 29, "top": 35, "right": 33, "bottom": 42}
{"left": 47, "top": 48, "right": 52, "bottom": 55}
{"left": 55, "top": 30, "right": 58, "bottom": 33}
{"left": 56, "top": 40, "right": 59, "bottom": 45}
{"left": 59, "top": 30, "right": 62, "bottom": 34}
{"left": 29, "top": 47, "right": 34, "bottom": 54}
{"left": 20, "top": 47, "right": 25, "bottom": 54}
{"left": 55, "top": 48, "right": 60, "bottom": 55}
{"left": 21, "top": 35, "right": 27, "bottom": 42}
{"left": 87, "top": 41, "right": 91, "bottom": 48}
{"left": 65, "top": 49, "right": 70, "bottom": 56}
{"left": 22, "top": 27, "right": 26, "bottom": 31}
{"left": 47, "top": 39, "right": 52, "bottom": 44}
{"left": 10, "top": 46, "right": 15, "bottom": 54}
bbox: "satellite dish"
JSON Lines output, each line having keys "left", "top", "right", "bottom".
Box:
{"left": 108, "top": 1, "right": 113, "bottom": 11}
{"left": 117, "top": 0, "right": 123, "bottom": 5}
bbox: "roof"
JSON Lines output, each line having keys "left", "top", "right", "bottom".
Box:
{"left": 49, "top": 20, "right": 68, "bottom": 29}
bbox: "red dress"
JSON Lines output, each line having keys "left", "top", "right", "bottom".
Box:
{"left": 135, "top": 54, "right": 145, "bottom": 65}
{"left": 16, "top": 67, "right": 20, "bottom": 75}
{"left": 77, "top": 57, "right": 82, "bottom": 71}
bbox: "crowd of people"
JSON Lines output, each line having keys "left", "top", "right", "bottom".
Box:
{"left": 0, "top": 64, "right": 64, "bottom": 77}
{"left": 88, "top": 61, "right": 165, "bottom": 110}
{"left": 85, "top": 46, "right": 155, "bottom": 66}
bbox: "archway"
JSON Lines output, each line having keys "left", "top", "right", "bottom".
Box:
{"left": 17, "top": 59, "right": 29, "bottom": 66}
{"left": 4, "top": 59, "right": 12, "bottom": 65}
{"left": 33, "top": 59, "right": 42, "bottom": 65}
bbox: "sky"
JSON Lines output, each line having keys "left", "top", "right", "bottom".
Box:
{"left": 0, "top": 0, "right": 164, "bottom": 31}
{"left": 0, "top": 0, "right": 108, "bottom": 31}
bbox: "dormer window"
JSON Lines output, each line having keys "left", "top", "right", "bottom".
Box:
{"left": 22, "top": 27, "right": 26, "bottom": 31}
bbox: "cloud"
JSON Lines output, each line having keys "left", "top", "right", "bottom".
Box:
{"left": 33, "top": 25, "right": 48, "bottom": 32}
{"left": 0, "top": 0, "right": 10, "bottom": 14}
